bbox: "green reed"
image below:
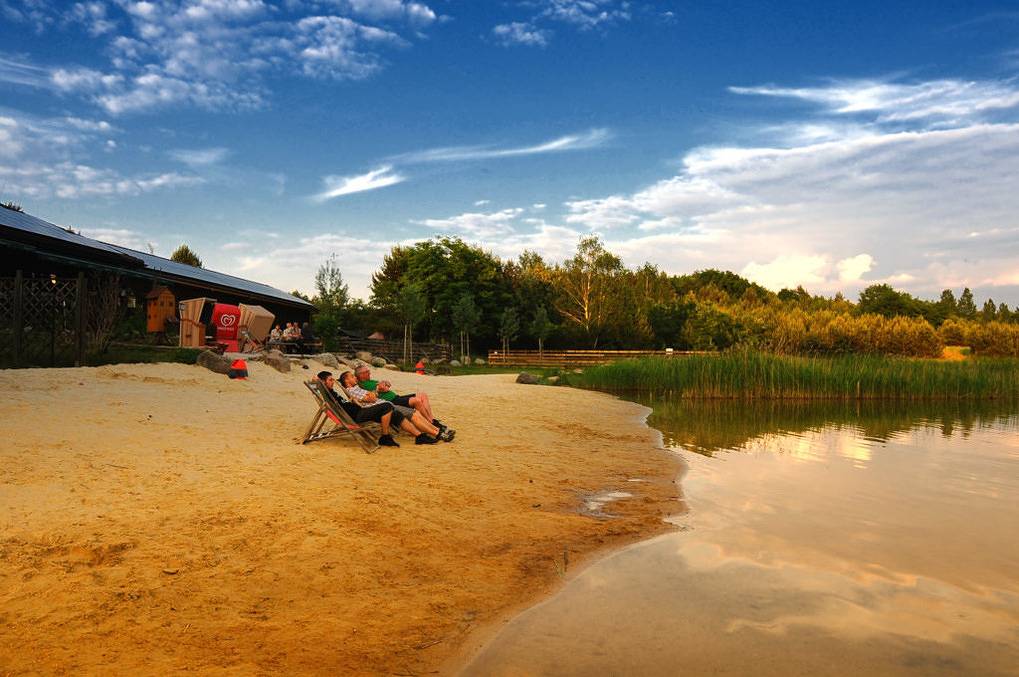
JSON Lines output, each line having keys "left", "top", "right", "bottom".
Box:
{"left": 559, "top": 351, "right": 1019, "bottom": 400}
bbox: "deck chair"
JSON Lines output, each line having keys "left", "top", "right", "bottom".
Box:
{"left": 302, "top": 380, "right": 382, "bottom": 453}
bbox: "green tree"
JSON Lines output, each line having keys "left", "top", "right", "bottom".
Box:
{"left": 396, "top": 284, "right": 428, "bottom": 364}
{"left": 958, "top": 287, "right": 977, "bottom": 319}
{"left": 311, "top": 254, "right": 349, "bottom": 348}
{"left": 553, "top": 236, "right": 624, "bottom": 347}
{"left": 998, "top": 302, "right": 1013, "bottom": 323}
{"left": 451, "top": 292, "right": 481, "bottom": 362}
{"left": 498, "top": 307, "right": 520, "bottom": 354}
{"left": 981, "top": 298, "right": 998, "bottom": 322}
{"left": 170, "top": 244, "right": 202, "bottom": 267}
{"left": 529, "top": 306, "right": 555, "bottom": 356}
{"left": 648, "top": 300, "right": 695, "bottom": 348}
{"left": 857, "top": 284, "right": 919, "bottom": 318}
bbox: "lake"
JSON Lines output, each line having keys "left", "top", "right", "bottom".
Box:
{"left": 463, "top": 399, "right": 1019, "bottom": 676}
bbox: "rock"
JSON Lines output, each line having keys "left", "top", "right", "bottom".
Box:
{"left": 355, "top": 351, "right": 373, "bottom": 362}
{"left": 371, "top": 356, "right": 387, "bottom": 367}
{"left": 547, "top": 376, "right": 560, "bottom": 385}
{"left": 196, "top": 349, "right": 231, "bottom": 375}
{"left": 263, "top": 351, "right": 292, "bottom": 373}
{"left": 431, "top": 357, "right": 446, "bottom": 365}
{"left": 314, "top": 353, "right": 339, "bottom": 368}
{"left": 516, "top": 372, "right": 539, "bottom": 385}
{"left": 572, "top": 368, "right": 584, "bottom": 374}
{"left": 449, "top": 359, "right": 461, "bottom": 367}
{"left": 384, "top": 363, "right": 400, "bottom": 370}
{"left": 337, "top": 356, "right": 358, "bottom": 367}
{"left": 474, "top": 357, "right": 486, "bottom": 366}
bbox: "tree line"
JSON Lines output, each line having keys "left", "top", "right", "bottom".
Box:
{"left": 303, "top": 236, "right": 1019, "bottom": 358}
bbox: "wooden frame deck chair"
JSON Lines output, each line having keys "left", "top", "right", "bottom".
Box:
{"left": 302, "top": 380, "right": 381, "bottom": 453}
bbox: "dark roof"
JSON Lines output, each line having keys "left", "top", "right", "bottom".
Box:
{"left": 107, "top": 244, "right": 312, "bottom": 308}
{"left": 0, "top": 207, "right": 312, "bottom": 309}
{"left": 0, "top": 207, "right": 143, "bottom": 266}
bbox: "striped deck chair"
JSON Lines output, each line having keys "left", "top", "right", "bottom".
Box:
{"left": 302, "top": 380, "right": 382, "bottom": 453}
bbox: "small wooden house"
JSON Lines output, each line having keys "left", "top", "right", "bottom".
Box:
{"left": 146, "top": 286, "right": 176, "bottom": 333}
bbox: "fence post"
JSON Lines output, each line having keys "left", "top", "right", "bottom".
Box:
{"left": 76, "top": 272, "right": 87, "bottom": 367}
{"left": 13, "top": 270, "right": 23, "bottom": 367}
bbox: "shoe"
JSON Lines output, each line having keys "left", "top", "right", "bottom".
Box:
{"left": 378, "top": 434, "right": 399, "bottom": 447}
{"left": 440, "top": 429, "right": 456, "bottom": 442}
{"left": 432, "top": 419, "right": 448, "bottom": 432}
{"left": 415, "top": 433, "right": 438, "bottom": 445}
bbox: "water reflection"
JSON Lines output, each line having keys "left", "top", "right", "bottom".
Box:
{"left": 464, "top": 401, "right": 1019, "bottom": 676}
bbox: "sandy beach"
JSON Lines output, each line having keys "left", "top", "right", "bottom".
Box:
{"left": 0, "top": 360, "right": 681, "bottom": 675}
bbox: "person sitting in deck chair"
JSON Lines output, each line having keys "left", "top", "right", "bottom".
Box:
{"left": 354, "top": 363, "right": 453, "bottom": 438}
{"left": 317, "top": 371, "right": 439, "bottom": 447}
{"left": 339, "top": 371, "right": 451, "bottom": 444}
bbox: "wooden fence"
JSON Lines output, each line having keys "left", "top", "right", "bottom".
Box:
{"left": 0, "top": 270, "right": 120, "bottom": 368}
{"left": 336, "top": 336, "right": 452, "bottom": 363}
{"left": 487, "top": 349, "right": 707, "bottom": 367}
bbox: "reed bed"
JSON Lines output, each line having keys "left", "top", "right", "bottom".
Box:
{"left": 560, "top": 351, "right": 1019, "bottom": 400}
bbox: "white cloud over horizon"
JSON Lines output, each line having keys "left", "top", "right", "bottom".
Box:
{"left": 312, "top": 165, "right": 405, "bottom": 201}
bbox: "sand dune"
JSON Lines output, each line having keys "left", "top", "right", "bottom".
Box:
{"left": 0, "top": 361, "right": 680, "bottom": 675}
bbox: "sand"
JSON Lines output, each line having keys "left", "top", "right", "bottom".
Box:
{"left": 0, "top": 360, "right": 681, "bottom": 675}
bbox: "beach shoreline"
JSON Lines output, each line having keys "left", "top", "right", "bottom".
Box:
{"left": 0, "top": 361, "right": 683, "bottom": 675}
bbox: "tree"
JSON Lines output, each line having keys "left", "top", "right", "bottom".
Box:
{"left": 396, "top": 284, "right": 428, "bottom": 364}
{"left": 648, "top": 300, "right": 695, "bottom": 348}
{"left": 311, "top": 255, "right": 349, "bottom": 347}
{"left": 981, "top": 298, "right": 998, "bottom": 322}
{"left": 498, "top": 307, "right": 520, "bottom": 354}
{"left": 998, "top": 302, "right": 1013, "bottom": 323}
{"left": 529, "top": 306, "right": 554, "bottom": 356}
{"left": 170, "top": 244, "right": 202, "bottom": 267}
{"left": 857, "top": 284, "right": 918, "bottom": 318}
{"left": 451, "top": 292, "right": 481, "bottom": 361}
{"left": 958, "top": 287, "right": 977, "bottom": 319}
{"left": 553, "top": 236, "right": 624, "bottom": 347}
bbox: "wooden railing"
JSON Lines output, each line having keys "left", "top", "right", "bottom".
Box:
{"left": 336, "top": 336, "right": 452, "bottom": 362}
{"left": 487, "top": 349, "right": 707, "bottom": 367}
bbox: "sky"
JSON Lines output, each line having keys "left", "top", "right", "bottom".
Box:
{"left": 2, "top": 0, "right": 1019, "bottom": 304}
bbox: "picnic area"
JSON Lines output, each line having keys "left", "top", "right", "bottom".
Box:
{"left": 0, "top": 360, "right": 680, "bottom": 675}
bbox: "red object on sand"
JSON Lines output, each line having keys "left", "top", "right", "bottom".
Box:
{"left": 229, "top": 359, "right": 248, "bottom": 380}
{"left": 415, "top": 360, "right": 425, "bottom": 375}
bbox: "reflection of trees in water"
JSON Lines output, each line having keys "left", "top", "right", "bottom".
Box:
{"left": 633, "top": 397, "right": 1019, "bottom": 457}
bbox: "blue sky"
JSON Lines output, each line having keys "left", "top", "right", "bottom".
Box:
{"left": 3, "top": 1, "right": 1019, "bottom": 303}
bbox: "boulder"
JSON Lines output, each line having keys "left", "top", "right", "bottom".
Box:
{"left": 474, "top": 357, "right": 486, "bottom": 365}
{"left": 431, "top": 357, "right": 446, "bottom": 365}
{"left": 516, "top": 372, "right": 539, "bottom": 385}
{"left": 547, "top": 376, "right": 560, "bottom": 385}
{"left": 314, "top": 353, "right": 340, "bottom": 368}
{"left": 449, "top": 359, "right": 461, "bottom": 367}
{"left": 337, "top": 356, "right": 359, "bottom": 367}
{"left": 355, "top": 351, "right": 373, "bottom": 362}
{"left": 384, "top": 363, "right": 400, "bottom": 371}
{"left": 371, "top": 356, "right": 387, "bottom": 367}
{"left": 264, "top": 351, "right": 292, "bottom": 373}
{"left": 197, "top": 349, "right": 232, "bottom": 375}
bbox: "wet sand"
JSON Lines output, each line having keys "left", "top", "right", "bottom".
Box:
{"left": 0, "top": 362, "right": 681, "bottom": 675}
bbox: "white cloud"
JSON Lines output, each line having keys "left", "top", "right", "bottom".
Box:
{"left": 539, "top": 0, "right": 630, "bottom": 30}
{"left": 731, "top": 78, "right": 1019, "bottom": 125}
{"left": 1, "top": 0, "right": 437, "bottom": 114}
{"left": 492, "top": 22, "right": 550, "bottom": 47}
{"left": 415, "top": 208, "right": 525, "bottom": 238}
{"left": 79, "top": 227, "right": 155, "bottom": 251}
{"left": 474, "top": 199, "right": 490, "bottom": 206}
{"left": 836, "top": 253, "right": 874, "bottom": 283}
{"left": 169, "top": 146, "right": 231, "bottom": 166}
{"left": 391, "top": 128, "right": 610, "bottom": 164}
{"left": 538, "top": 77, "right": 1019, "bottom": 299}
{"left": 313, "top": 165, "right": 404, "bottom": 201}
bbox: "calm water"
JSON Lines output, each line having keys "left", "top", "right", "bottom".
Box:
{"left": 464, "top": 400, "right": 1019, "bottom": 676}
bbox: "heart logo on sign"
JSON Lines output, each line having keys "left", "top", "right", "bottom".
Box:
{"left": 220, "top": 314, "right": 237, "bottom": 326}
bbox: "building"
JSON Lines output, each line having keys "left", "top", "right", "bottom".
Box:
{"left": 0, "top": 205, "right": 313, "bottom": 366}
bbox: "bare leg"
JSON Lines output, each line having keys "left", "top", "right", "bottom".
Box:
{"left": 409, "top": 411, "right": 439, "bottom": 436}
{"left": 380, "top": 411, "right": 391, "bottom": 435}
{"left": 399, "top": 419, "right": 422, "bottom": 436}
{"left": 410, "top": 392, "right": 434, "bottom": 421}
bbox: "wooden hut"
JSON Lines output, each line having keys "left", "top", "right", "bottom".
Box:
{"left": 146, "top": 286, "right": 176, "bottom": 333}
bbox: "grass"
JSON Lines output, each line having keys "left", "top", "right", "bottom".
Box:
{"left": 558, "top": 351, "right": 1019, "bottom": 400}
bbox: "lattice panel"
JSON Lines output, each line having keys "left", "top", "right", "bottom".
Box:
{"left": 0, "top": 278, "right": 14, "bottom": 326}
